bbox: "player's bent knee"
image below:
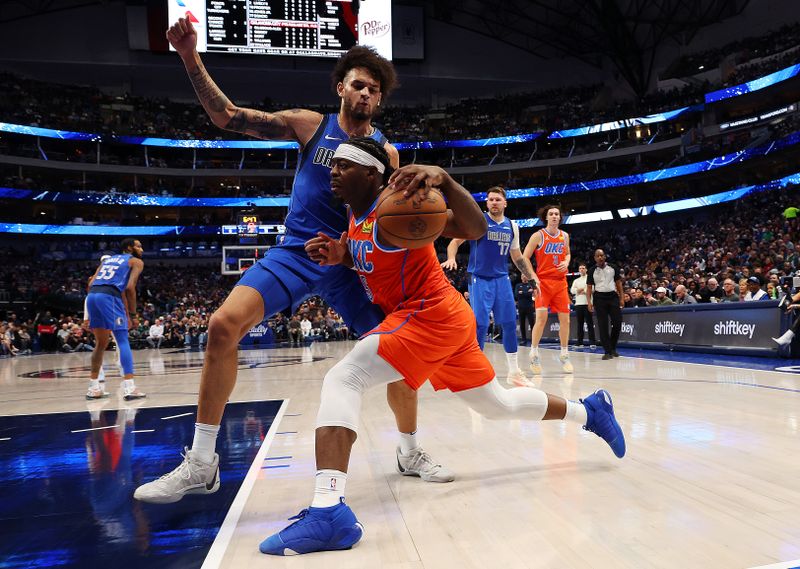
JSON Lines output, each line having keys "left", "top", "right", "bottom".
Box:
{"left": 207, "top": 311, "right": 246, "bottom": 346}
{"left": 316, "top": 362, "right": 368, "bottom": 431}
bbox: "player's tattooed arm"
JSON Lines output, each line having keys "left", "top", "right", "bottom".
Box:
{"left": 184, "top": 54, "right": 320, "bottom": 141}
{"left": 510, "top": 250, "right": 536, "bottom": 282}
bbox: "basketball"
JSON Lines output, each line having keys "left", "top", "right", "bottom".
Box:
{"left": 375, "top": 186, "right": 448, "bottom": 249}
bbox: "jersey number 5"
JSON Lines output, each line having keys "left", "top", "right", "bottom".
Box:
{"left": 96, "top": 265, "right": 118, "bottom": 281}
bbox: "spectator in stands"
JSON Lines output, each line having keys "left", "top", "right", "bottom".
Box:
{"left": 57, "top": 323, "right": 72, "bottom": 351}
{"left": 744, "top": 276, "right": 769, "bottom": 301}
{"left": 147, "top": 317, "right": 165, "bottom": 348}
{"left": 698, "top": 278, "right": 724, "bottom": 303}
{"left": 720, "top": 279, "right": 740, "bottom": 302}
{"left": 35, "top": 310, "right": 58, "bottom": 352}
{"left": 674, "top": 285, "right": 697, "bottom": 305}
{"left": 300, "top": 315, "right": 312, "bottom": 339}
{"left": 0, "top": 323, "right": 16, "bottom": 357}
{"left": 651, "top": 287, "right": 675, "bottom": 306}
{"left": 570, "top": 263, "right": 595, "bottom": 349}
{"left": 738, "top": 278, "right": 749, "bottom": 301}
{"left": 288, "top": 315, "right": 302, "bottom": 347}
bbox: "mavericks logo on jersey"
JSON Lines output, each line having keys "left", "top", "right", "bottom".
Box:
{"left": 313, "top": 146, "right": 336, "bottom": 168}
{"left": 487, "top": 229, "right": 511, "bottom": 243}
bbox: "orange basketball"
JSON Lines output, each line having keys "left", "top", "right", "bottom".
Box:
{"left": 375, "top": 186, "right": 448, "bottom": 249}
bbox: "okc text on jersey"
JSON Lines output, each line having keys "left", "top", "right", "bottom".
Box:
{"left": 349, "top": 239, "right": 374, "bottom": 273}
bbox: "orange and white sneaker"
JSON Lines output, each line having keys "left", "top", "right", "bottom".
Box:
{"left": 507, "top": 368, "right": 533, "bottom": 387}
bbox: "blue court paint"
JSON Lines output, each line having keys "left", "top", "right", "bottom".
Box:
{"left": 0, "top": 400, "right": 282, "bottom": 569}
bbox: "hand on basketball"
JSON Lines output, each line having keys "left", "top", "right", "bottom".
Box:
{"left": 440, "top": 259, "right": 457, "bottom": 271}
{"left": 305, "top": 232, "right": 347, "bottom": 266}
{"left": 166, "top": 17, "right": 198, "bottom": 57}
{"left": 388, "top": 164, "right": 447, "bottom": 206}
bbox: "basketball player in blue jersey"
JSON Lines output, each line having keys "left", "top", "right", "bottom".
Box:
{"left": 135, "top": 18, "right": 452, "bottom": 504}
{"left": 85, "top": 238, "right": 146, "bottom": 401}
{"left": 441, "top": 187, "right": 538, "bottom": 387}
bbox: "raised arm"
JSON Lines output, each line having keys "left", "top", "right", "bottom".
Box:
{"left": 167, "top": 17, "right": 321, "bottom": 144}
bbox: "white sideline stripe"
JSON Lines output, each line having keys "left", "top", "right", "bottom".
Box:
{"left": 71, "top": 425, "right": 118, "bottom": 433}
{"left": 160, "top": 412, "right": 193, "bottom": 420}
{"left": 132, "top": 429, "right": 155, "bottom": 433}
{"left": 748, "top": 559, "right": 800, "bottom": 569}
{"left": 201, "top": 399, "right": 290, "bottom": 569}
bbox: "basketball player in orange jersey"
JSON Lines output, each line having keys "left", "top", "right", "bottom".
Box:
{"left": 258, "top": 138, "right": 625, "bottom": 556}
{"left": 522, "top": 205, "right": 573, "bottom": 375}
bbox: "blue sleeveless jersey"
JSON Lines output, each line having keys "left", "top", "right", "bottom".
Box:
{"left": 90, "top": 254, "right": 132, "bottom": 292}
{"left": 282, "top": 113, "right": 387, "bottom": 246}
{"left": 467, "top": 213, "right": 519, "bottom": 278}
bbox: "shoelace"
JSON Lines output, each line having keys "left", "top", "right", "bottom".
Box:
{"left": 159, "top": 449, "right": 194, "bottom": 481}
{"left": 408, "top": 449, "right": 442, "bottom": 473}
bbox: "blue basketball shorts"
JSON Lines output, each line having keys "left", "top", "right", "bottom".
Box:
{"left": 469, "top": 274, "right": 516, "bottom": 325}
{"left": 235, "top": 244, "right": 384, "bottom": 334}
{"left": 86, "top": 292, "right": 128, "bottom": 331}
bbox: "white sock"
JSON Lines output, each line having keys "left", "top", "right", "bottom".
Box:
{"left": 506, "top": 351, "right": 519, "bottom": 372}
{"left": 122, "top": 379, "right": 135, "bottom": 392}
{"left": 565, "top": 400, "right": 588, "bottom": 426}
{"left": 561, "top": 346, "right": 569, "bottom": 356}
{"left": 311, "top": 469, "right": 347, "bottom": 508}
{"left": 89, "top": 379, "right": 100, "bottom": 391}
{"left": 531, "top": 347, "right": 540, "bottom": 358}
{"left": 97, "top": 366, "right": 105, "bottom": 381}
{"left": 399, "top": 431, "right": 418, "bottom": 455}
{"left": 191, "top": 422, "right": 220, "bottom": 464}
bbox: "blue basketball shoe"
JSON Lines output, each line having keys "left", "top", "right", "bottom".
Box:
{"left": 259, "top": 498, "right": 363, "bottom": 556}
{"left": 580, "top": 389, "right": 626, "bottom": 458}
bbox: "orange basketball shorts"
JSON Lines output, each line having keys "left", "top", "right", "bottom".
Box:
{"left": 364, "top": 288, "right": 496, "bottom": 392}
{"left": 535, "top": 278, "right": 570, "bottom": 313}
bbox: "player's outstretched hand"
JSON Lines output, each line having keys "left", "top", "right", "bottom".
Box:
{"left": 441, "top": 259, "right": 457, "bottom": 271}
{"left": 305, "top": 232, "right": 347, "bottom": 266}
{"left": 388, "top": 164, "right": 447, "bottom": 206}
{"left": 166, "top": 17, "right": 198, "bottom": 57}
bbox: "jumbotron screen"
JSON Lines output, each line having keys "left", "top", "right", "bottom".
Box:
{"left": 168, "top": 0, "right": 392, "bottom": 59}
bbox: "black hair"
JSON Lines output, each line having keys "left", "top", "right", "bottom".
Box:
{"left": 331, "top": 45, "right": 399, "bottom": 102}
{"left": 120, "top": 238, "right": 137, "bottom": 253}
{"left": 343, "top": 136, "right": 394, "bottom": 183}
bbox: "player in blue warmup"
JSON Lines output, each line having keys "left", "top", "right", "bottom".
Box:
{"left": 134, "top": 18, "right": 452, "bottom": 505}
{"left": 442, "top": 186, "right": 538, "bottom": 387}
{"left": 85, "top": 238, "right": 146, "bottom": 401}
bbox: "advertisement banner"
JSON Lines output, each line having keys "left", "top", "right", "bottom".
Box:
{"left": 539, "top": 302, "right": 782, "bottom": 353}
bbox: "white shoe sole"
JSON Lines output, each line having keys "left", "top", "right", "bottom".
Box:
{"left": 134, "top": 471, "right": 220, "bottom": 504}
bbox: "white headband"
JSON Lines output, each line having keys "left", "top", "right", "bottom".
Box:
{"left": 332, "top": 143, "right": 385, "bottom": 174}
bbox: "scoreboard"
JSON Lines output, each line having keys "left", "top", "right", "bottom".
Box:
{"left": 168, "top": 0, "right": 392, "bottom": 59}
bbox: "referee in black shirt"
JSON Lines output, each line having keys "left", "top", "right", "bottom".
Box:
{"left": 586, "top": 249, "right": 624, "bottom": 360}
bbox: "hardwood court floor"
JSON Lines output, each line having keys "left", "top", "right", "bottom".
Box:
{"left": 1, "top": 342, "right": 799, "bottom": 569}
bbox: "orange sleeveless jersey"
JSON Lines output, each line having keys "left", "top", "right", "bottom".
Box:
{"left": 348, "top": 205, "right": 495, "bottom": 392}
{"left": 533, "top": 228, "right": 569, "bottom": 280}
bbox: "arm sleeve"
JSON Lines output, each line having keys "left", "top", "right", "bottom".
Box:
{"left": 510, "top": 221, "right": 520, "bottom": 250}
